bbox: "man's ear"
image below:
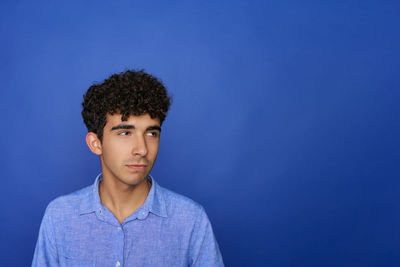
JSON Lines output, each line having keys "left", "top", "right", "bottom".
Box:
{"left": 86, "top": 132, "right": 102, "bottom": 155}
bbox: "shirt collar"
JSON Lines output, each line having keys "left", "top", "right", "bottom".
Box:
{"left": 79, "top": 173, "right": 168, "bottom": 219}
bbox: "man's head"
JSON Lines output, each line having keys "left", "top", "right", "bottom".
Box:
{"left": 81, "top": 70, "right": 171, "bottom": 186}
{"left": 82, "top": 70, "right": 171, "bottom": 141}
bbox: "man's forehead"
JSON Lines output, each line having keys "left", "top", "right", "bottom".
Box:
{"left": 105, "top": 113, "right": 160, "bottom": 126}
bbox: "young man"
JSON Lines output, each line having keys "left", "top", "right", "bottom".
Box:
{"left": 32, "top": 70, "right": 224, "bottom": 266}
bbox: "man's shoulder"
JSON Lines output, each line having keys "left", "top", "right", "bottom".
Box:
{"left": 45, "top": 185, "right": 92, "bottom": 216}
{"left": 157, "top": 185, "right": 206, "bottom": 219}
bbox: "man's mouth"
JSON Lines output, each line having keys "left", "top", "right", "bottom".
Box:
{"left": 126, "top": 164, "right": 147, "bottom": 171}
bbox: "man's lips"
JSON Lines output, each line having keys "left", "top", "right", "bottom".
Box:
{"left": 126, "top": 164, "right": 147, "bottom": 171}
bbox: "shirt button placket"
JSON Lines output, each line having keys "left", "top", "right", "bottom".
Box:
{"left": 116, "top": 225, "right": 125, "bottom": 267}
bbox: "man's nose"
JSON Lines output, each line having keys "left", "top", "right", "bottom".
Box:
{"left": 132, "top": 134, "right": 148, "bottom": 156}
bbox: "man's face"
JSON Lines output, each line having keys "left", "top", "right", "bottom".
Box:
{"left": 97, "top": 113, "right": 161, "bottom": 187}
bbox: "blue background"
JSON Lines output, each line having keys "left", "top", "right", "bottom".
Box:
{"left": 1, "top": 0, "right": 400, "bottom": 266}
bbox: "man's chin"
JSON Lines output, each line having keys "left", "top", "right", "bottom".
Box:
{"left": 119, "top": 174, "right": 149, "bottom": 187}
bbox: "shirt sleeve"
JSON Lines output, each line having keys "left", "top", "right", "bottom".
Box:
{"left": 189, "top": 207, "right": 224, "bottom": 267}
{"left": 31, "top": 203, "right": 59, "bottom": 267}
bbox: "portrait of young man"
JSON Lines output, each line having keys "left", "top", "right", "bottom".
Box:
{"left": 32, "top": 70, "right": 224, "bottom": 266}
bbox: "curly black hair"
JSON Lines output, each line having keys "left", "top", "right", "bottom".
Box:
{"left": 81, "top": 70, "right": 172, "bottom": 141}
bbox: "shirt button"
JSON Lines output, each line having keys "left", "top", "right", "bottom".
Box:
{"left": 117, "top": 227, "right": 122, "bottom": 231}
{"left": 115, "top": 261, "right": 121, "bottom": 267}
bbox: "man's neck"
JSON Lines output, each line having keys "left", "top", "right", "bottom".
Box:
{"left": 99, "top": 177, "right": 151, "bottom": 224}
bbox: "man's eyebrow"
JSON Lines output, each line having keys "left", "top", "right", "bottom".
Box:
{"left": 147, "top": 126, "right": 162, "bottom": 132}
{"left": 110, "top": 124, "right": 161, "bottom": 132}
{"left": 111, "top": 124, "right": 135, "bottom": 131}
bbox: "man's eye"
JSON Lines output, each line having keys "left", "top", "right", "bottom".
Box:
{"left": 119, "top": 131, "right": 130, "bottom": 136}
{"left": 147, "top": 132, "right": 159, "bottom": 137}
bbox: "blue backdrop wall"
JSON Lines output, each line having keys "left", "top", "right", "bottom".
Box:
{"left": 1, "top": 1, "right": 400, "bottom": 266}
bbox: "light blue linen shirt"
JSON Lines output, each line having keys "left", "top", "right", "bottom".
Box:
{"left": 32, "top": 174, "right": 224, "bottom": 267}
